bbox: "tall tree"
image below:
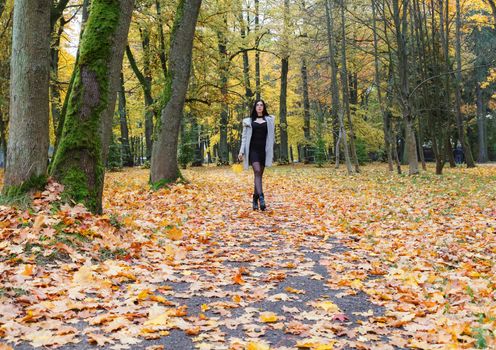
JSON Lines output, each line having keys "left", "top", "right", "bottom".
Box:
{"left": 278, "top": 0, "right": 290, "bottom": 164}
{"left": 150, "top": 0, "right": 203, "bottom": 185}
{"left": 371, "top": 0, "right": 393, "bottom": 172}
{"left": 325, "top": 0, "right": 353, "bottom": 174}
{"left": 50, "top": 0, "right": 134, "bottom": 213}
{"left": 255, "top": 0, "right": 261, "bottom": 100}
{"left": 339, "top": 0, "right": 359, "bottom": 172}
{"left": 118, "top": 71, "right": 133, "bottom": 166}
{"left": 392, "top": 0, "right": 419, "bottom": 175}
{"left": 217, "top": 15, "right": 230, "bottom": 165}
{"left": 3, "top": 0, "right": 51, "bottom": 194}
{"left": 126, "top": 39, "right": 156, "bottom": 161}
{"left": 454, "top": 0, "right": 475, "bottom": 167}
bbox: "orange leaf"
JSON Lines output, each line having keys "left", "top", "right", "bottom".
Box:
{"left": 233, "top": 272, "right": 245, "bottom": 285}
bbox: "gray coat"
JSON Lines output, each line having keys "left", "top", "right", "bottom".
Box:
{"left": 238, "top": 116, "right": 275, "bottom": 170}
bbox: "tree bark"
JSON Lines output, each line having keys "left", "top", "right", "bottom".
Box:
{"left": 454, "top": 0, "right": 475, "bottom": 167}
{"left": 150, "top": 0, "right": 202, "bottom": 184}
{"left": 155, "top": 0, "right": 168, "bottom": 79}
{"left": 118, "top": 71, "right": 133, "bottom": 166}
{"left": 53, "top": 0, "right": 91, "bottom": 154}
{"left": 50, "top": 0, "right": 134, "bottom": 213}
{"left": 217, "top": 19, "right": 230, "bottom": 166}
{"left": 125, "top": 45, "right": 155, "bottom": 161}
{"left": 255, "top": 0, "right": 261, "bottom": 100}
{"left": 339, "top": 0, "right": 359, "bottom": 173}
{"left": 279, "top": 56, "right": 289, "bottom": 163}
{"left": 392, "top": 0, "right": 419, "bottom": 175}
{"left": 371, "top": 0, "right": 393, "bottom": 171}
{"left": 476, "top": 83, "right": 489, "bottom": 163}
{"left": 301, "top": 60, "right": 311, "bottom": 163}
{"left": 4, "top": 0, "right": 51, "bottom": 194}
{"left": 239, "top": 8, "right": 253, "bottom": 108}
{"left": 325, "top": 0, "right": 352, "bottom": 174}
{"left": 278, "top": 0, "right": 290, "bottom": 164}
{"left": 100, "top": 1, "right": 134, "bottom": 165}
{"left": 50, "top": 17, "right": 66, "bottom": 138}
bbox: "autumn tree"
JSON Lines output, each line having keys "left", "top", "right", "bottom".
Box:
{"left": 150, "top": 0, "right": 203, "bottom": 185}
{"left": 3, "top": 0, "right": 51, "bottom": 195}
{"left": 50, "top": 0, "right": 134, "bottom": 213}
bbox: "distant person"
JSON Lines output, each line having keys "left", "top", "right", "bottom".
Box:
{"left": 454, "top": 144, "right": 464, "bottom": 165}
{"left": 238, "top": 100, "right": 275, "bottom": 211}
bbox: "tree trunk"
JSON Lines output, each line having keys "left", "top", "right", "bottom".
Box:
{"left": 125, "top": 45, "right": 155, "bottom": 161}
{"left": 140, "top": 27, "right": 155, "bottom": 160}
{"left": 150, "top": 0, "right": 202, "bottom": 184}
{"left": 217, "top": 22, "right": 230, "bottom": 166}
{"left": 50, "top": 0, "right": 134, "bottom": 213}
{"left": 239, "top": 8, "right": 253, "bottom": 108}
{"left": 255, "top": 0, "right": 261, "bottom": 100}
{"left": 4, "top": 0, "right": 50, "bottom": 194}
{"left": 53, "top": 0, "right": 91, "bottom": 155}
{"left": 155, "top": 0, "right": 168, "bottom": 79}
{"left": 279, "top": 56, "right": 289, "bottom": 163}
{"left": 325, "top": 0, "right": 352, "bottom": 174}
{"left": 339, "top": 0, "right": 359, "bottom": 173}
{"left": 476, "top": 83, "right": 489, "bottom": 163}
{"left": 0, "top": 112, "right": 6, "bottom": 167}
{"left": 393, "top": 0, "right": 419, "bottom": 175}
{"left": 371, "top": 0, "right": 393, "bottom": 171}
{"left": 454, "top": 0, "right": 476, "bottom": 167}
{"left": 278, "top": 0, "right": 290, "bottom": 164}
{"left": 301, "top": 60, "right": 311, "bottom": 163}
{"left": 50, "top": 18, "right": 66, "bottom": 138}
{"left": 191, "top": 116, "right": 203, "bottom": 166}
{"left": 118, "top": 71, "right": 133, "bottom": 166}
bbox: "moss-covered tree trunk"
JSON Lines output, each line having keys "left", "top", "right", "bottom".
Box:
{"left": 50, "top": 0, "right": 134, "bottom": 214}
{"left": 150, "top": 0, "right": 202, "bottom": 185}
{"left": 3, "top": 0, "right": 51, "bottom": 195}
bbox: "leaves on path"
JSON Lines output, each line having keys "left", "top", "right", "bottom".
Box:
{"left": 0, "top": 165, "right": 495, "bottom": 349}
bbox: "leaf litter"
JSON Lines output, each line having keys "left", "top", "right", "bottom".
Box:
{"left": 0, "top": 164, "right": 495, "bottom": 349}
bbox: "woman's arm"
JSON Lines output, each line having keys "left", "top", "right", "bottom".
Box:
{"left": 239, "top": 121, "right": 247, "bottom": 156}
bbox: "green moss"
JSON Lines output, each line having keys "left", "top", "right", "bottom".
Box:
{"left": 150, "top": 170, "right": 186, "bottom": 191}
{"left": 0, "top": 174, "right": 47, "bottom": 208}
{"left": 2, "top": 174, "right": 47, "bottom": 197}
{"left": 49, "top": 0, "right": 121, "bottom": 214}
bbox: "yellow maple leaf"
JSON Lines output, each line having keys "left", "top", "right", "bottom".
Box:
{"left": 137, "top": 289, "right": 151, "bottom": 300}
{"left": 166, "top": 227, "right": 183, "bottom": 241}
{"left": 21, "top": 264, "right": 35, "bottom": 277}
{"left": 232, "top": 163, "right": 243, "bottom": 174}
{"left": 72, "top": 266, "right": 95, "bottom": 285}
{"left": 285, "top": 286, "right": 305, "bottom": 294}
{"left": 259, "top": 312, "right": 278, "bottom": 323}
{"left": 296, "top": 341, "right": 335, "bottom": 349}
{"left": 316, "top": 301, "right": 340, "bottom": 313}
{"left": 144, "top": 313, "right": 169, "bottom": 326}
{"left": 246, "top": 341, "right": 270, "bottom": 350}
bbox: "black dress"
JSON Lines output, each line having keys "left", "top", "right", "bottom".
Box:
{"left": 249, "top": 119, "right": 268, "bottom": 165}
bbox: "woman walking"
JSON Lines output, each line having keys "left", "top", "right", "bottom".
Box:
{"left": 238, "top": 100, "right": 275, "bottom": 211}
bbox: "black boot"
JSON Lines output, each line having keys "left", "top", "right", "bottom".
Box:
{"left": 252, "top": 193, "right": 259, "bottom": 210}
{"left": 259, "top": 193, "right": 266, "bottom": 211}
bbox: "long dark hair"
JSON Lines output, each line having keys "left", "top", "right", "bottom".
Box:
{"left": 250, "top": 100, "right": 269, "bottom": 120}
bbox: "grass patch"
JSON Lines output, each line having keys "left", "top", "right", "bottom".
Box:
{"left": 99, "top": 247, "right": 128, "bottom": 260}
